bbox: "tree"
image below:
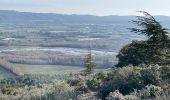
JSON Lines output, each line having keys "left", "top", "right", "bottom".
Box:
{"left": 130, "top": 11, "right": 169, "bottom": 45}
{"left": 84, "top": 48, "right": 96, "bottom": 76}
{"left": 116, "top": 11, "right": 170, "bottom": 67}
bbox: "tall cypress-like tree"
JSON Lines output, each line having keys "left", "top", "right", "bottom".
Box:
{"left": 84, "top": 47, "right": 96, "bottom": 76}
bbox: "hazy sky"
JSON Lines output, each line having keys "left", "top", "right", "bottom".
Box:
{"left": 0, "top": 0, "right": 170, "bottom": 16}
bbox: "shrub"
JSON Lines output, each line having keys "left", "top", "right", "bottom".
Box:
{"left": 86, "top": 78, "right": 99, "bottom": 90}
{"left": 147, "top": 85, "right": 163, "bottom": 97}
{"left": 98, "top": 66, "right": 134, "bottom": 99}
{"left": 67, "top": 78, "right": 82, "bottom": 86}
{"left": 160, "top": 66, "right": 170, "bottom": 81}
{"left": 106, "top": 90, "right": 139, "bottom": 100}
{"left": 1, "top": 85, "right": 17, "bottom": 95}
{"left": 94, "top": 72, "right": 107, "bottom": 81}
{"left": 105, "top": 90, "right": 124, "bottom": 100}
{"left": 135, "top": 85, "right": 163, "bottom": 99}
{"left": 98, "top": 65, "right": 166, "bottom": 99}
{"left": 140, "top": 65, "right": 161, "bottom": 86}
{"left": 40, "top": 81, "right": 77, "bottom": 100}
{"left": 75, "top": 85, "right": 90, "bottom": 94}
{"left": 119, "top": 71, "right": 145, "bottom": 94}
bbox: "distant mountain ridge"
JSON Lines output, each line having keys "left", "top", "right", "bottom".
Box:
{"left": 0, "top": 10, "right": 170, "bottom": 25}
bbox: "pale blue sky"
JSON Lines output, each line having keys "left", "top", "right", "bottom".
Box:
{"left": 0, "top": 0, "right": 170, "bottom": 16}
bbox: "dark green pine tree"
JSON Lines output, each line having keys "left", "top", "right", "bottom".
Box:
{"left": 116, "top": 11, "right": 170, "bottom": 67}
{"left": 130, "top": 11, "right": 169, "bottom": 46}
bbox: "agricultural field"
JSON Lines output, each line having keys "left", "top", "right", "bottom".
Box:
{"left": 0, "top": 23, "right": 127, "bottom": 78}
{"left": 12, "top": 64, "right": 84, "bottom": 75}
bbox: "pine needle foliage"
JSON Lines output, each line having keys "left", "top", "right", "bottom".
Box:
{"left": 116, "top": 11, "right": 170, "bottom": 67}
{"left": 130, "top": 11, "right": 169, "bottom": 45}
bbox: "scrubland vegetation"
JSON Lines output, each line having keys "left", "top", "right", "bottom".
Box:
{"left": 69, "top": 64, "right": 170, "bottom": 100}
{"left": 0, "top": 74, "right": 75, "bottom": 99}
{"left": 68, "top": 12, "right": 170, "bottom": 100}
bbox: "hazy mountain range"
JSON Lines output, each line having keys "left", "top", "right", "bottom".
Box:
{"left": 0, "top": 10, "right": 170, "bottom": 26}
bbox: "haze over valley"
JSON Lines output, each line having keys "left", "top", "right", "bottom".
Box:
{"left": 1, "top": 10, "right": 170, "bottom": 77}
{"left": 0, "top": 10, "right": 145, "bottom": 75}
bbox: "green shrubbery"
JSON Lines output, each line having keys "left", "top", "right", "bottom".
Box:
{"left": 0, "top": 80, "right": 77, "bottom": 100}
{"left": 68, "top": 65, "right": 165, "bottom": 99}
{"left": 94, "top": 65, "right": 169, "bottom": 99}
{"left": 86, "top": 78, "right": 99, "bottom": 90}
{"left": 147, "top": 85, "right": 163, "bottom": 97}
{"left": 94, "top": 72, "right": 108, "bottom": 81}
{"left": 0, "top": 85, "right": 16, "bottom": 95}
{"left": 0, "top": 74, "right": 78, "bottom": 100}
{"left": 68, "top": 78, "right": 82, "bottom": 86}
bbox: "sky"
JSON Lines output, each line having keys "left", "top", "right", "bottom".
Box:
{"left": 0, "top": 0, "right": 170, "bottom": 16}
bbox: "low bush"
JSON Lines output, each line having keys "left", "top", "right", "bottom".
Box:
{"left": 0, "top": 85, "right": 17, "bottom": 95}
{"left": 147, "top": 85, "right": 163, "bottom": 97}
{"left": 98, "top": 65, "right": 169, "bottom": 99}
{"left": 67, "top": 78, "right": 82, "bottom": 86}
{"left": 94, "top": 72, "right": 107, "bottom": 81}
{"left": 86, "top": 78, "right": 99, "bottom": 90}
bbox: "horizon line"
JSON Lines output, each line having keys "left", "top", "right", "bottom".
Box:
{"left": 0, "top": 9, "right": 170, "bottom": 17}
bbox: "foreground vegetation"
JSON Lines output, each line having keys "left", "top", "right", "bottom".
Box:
{"left": 0, "top": 74, "right": 78, "bottom": 100}
{"left": 69, "top": 64, "right": 170, "bottom": 100}
{"left": 69, "top": 11, "right": 170, "bottom": 100}
{"left": 0, "top": 64, "right": 169, "bottom": 100}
